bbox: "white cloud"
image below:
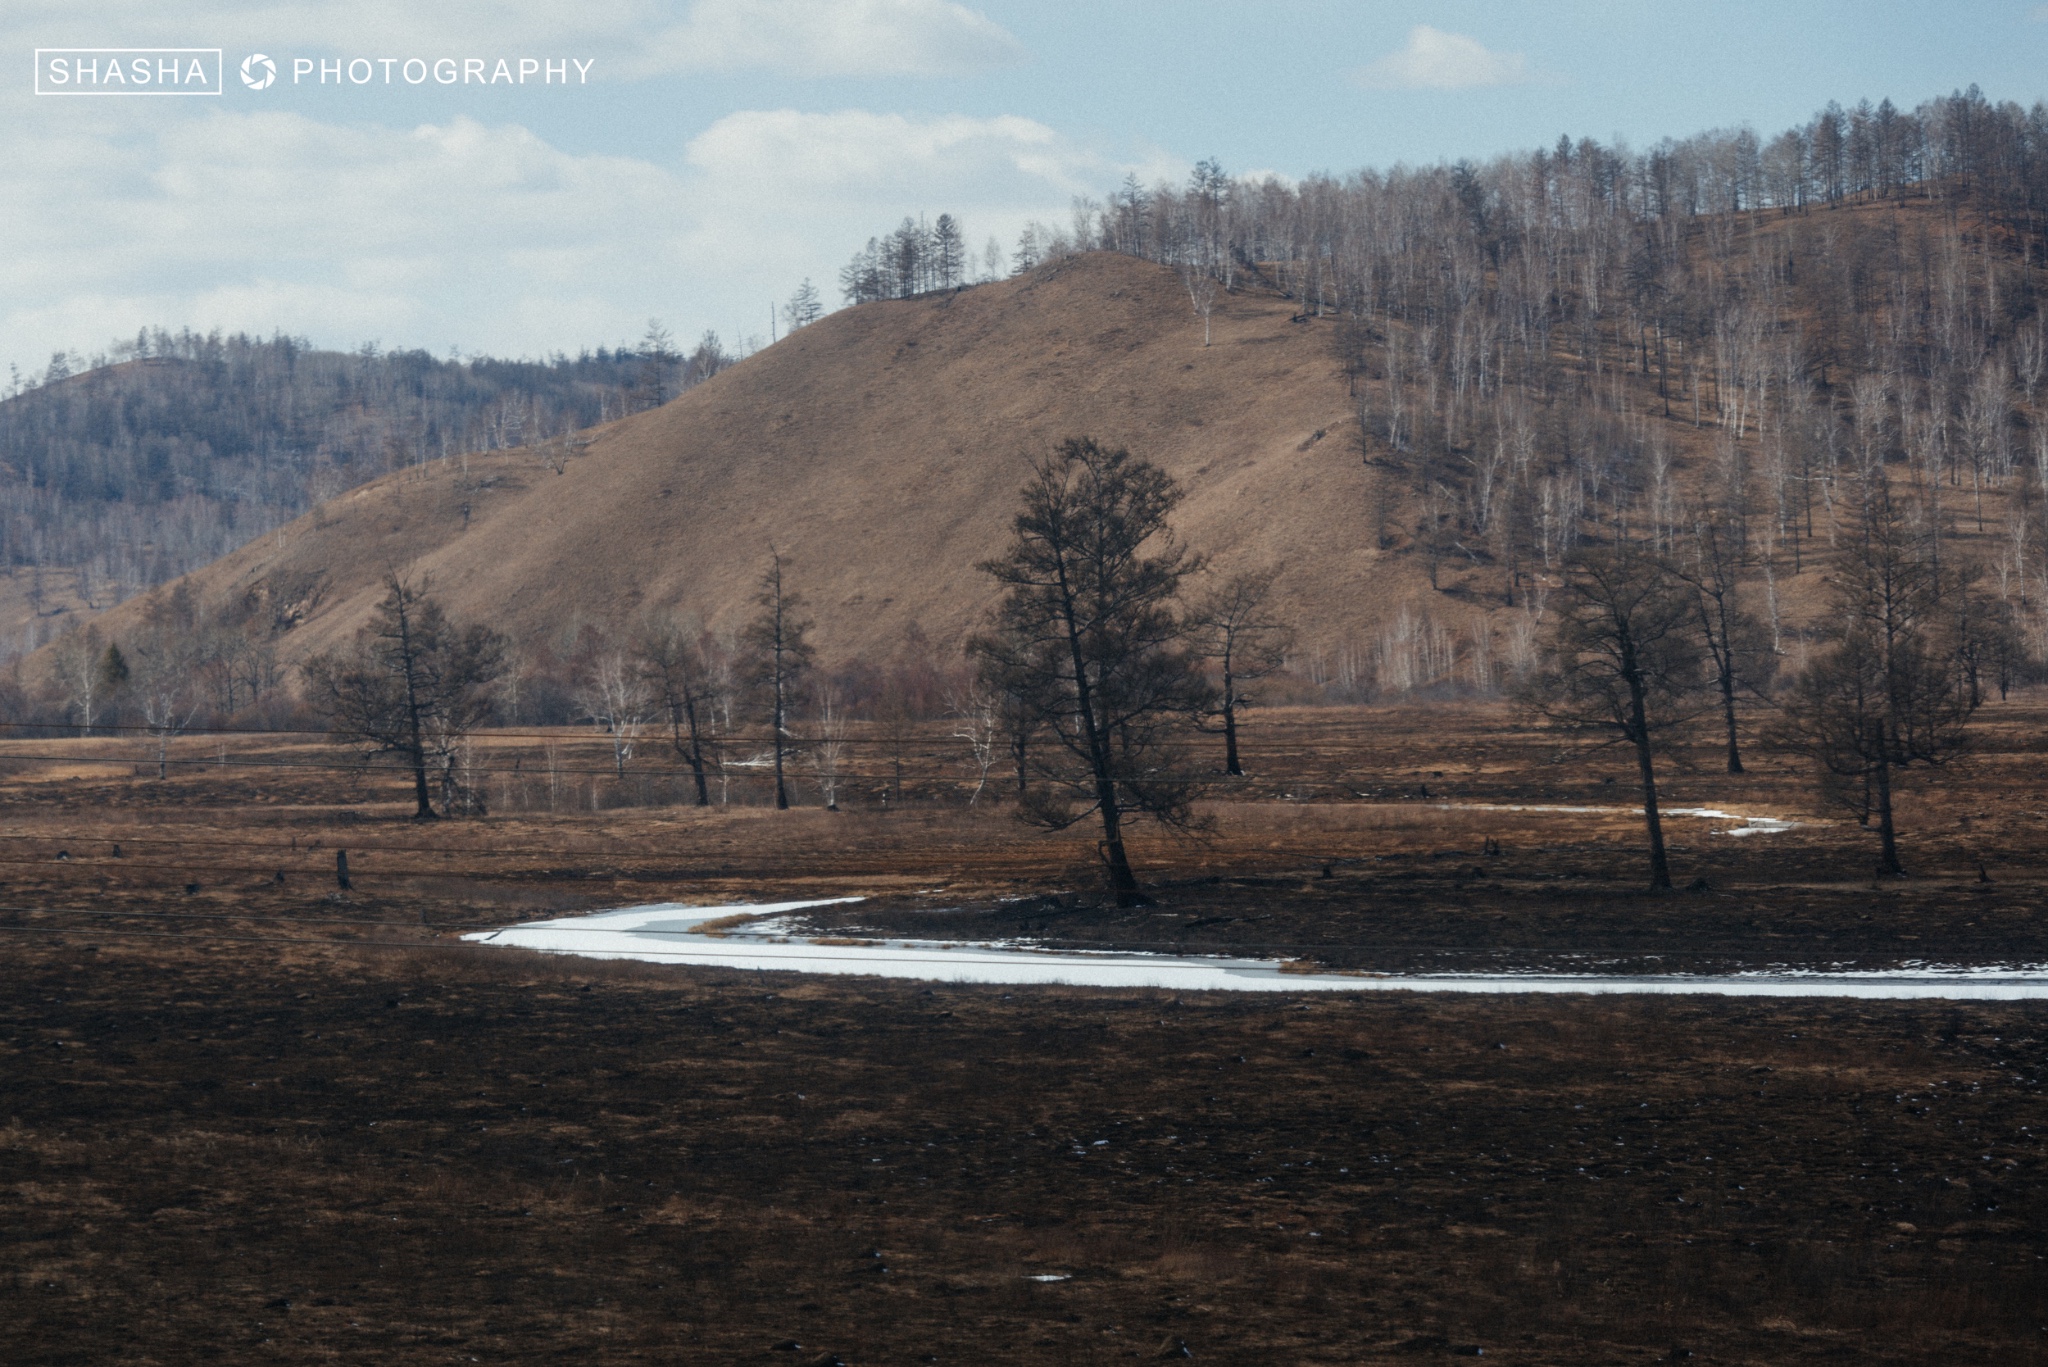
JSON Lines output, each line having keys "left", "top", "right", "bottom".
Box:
{"left": 0, "top": 107, "right": 687, "bottom": 370}
{"left": 637, "top": 0, "right": 1025, "bottom": 77}
{"left": 1353, "top": 25, "right": 1528, "bottom": 91}
{"left": 0, "top": 103, "right": 1114, "bottom": 376}
{"left": 687, "top": 107, "right": 1088, "bottom": 197}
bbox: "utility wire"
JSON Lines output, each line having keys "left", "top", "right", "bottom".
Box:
{"left": 3, "top": 718, "right": 1304, "bottom": 749}
{"left": 0, "top": 832, "right": 709, "bottom": 858}
{"left": 0, "top": 746, "right": 1385, "bottom": 788}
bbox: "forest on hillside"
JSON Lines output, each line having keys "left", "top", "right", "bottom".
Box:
{"left": 987, "top": 85, "right": 2048, "bottom": 691}
{"left": 0, "top": 324, "right": 732, "bottom": 651}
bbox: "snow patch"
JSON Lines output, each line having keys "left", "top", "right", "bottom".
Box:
{"left": 464, "top": 901, "right": 2048, "bottom": 999}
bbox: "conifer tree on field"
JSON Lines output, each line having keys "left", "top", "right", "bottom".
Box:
{"left": 970, "top": 438, "right": 1213, "bottom": 906}
{"left": 740, "top": 552, "right": 814, "bottom": 811}
{"left": 304, "top": 573, "right": 505, "bottom": 819}
{"left": 1771, "top": 478, "right": 1978, "bottom": 876}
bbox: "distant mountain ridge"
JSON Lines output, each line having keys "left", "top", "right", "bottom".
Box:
{"left": 0, "top": 327, "right": 731, "bottom": 657}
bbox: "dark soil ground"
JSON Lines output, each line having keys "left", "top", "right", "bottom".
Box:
{"left": 2, "top": 701, "right": 2046, "bottom": 1363}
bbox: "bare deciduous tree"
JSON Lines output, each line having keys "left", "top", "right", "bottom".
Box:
{"left": 1191, "top": 569, "right": 1294, "bottom": 776}
{"left": 1524, "top": 543, "right": 1702, "bottom": 892}
{"left": 1673, "top": 509, "right": 1776, "bottom": 773}
{"left": 1181, "top": 264, "right": 1219, "bottom": 346}
{"left": 577, "top": 646, "right": 650, "bottom": 780}
{"left": 810, "top": 688, "right": 848, "bottom": 811}
{"left": 46, "top": 626, "right": 116, "bottom": 735}
{"left": 638, "top": 616, "right": 718, "bottom": 806}
{"left": 946, "top": 680, "right": 1002, "bottom": 805}
{"left": 127, "top": 627, "right": 201, "bottom": 779}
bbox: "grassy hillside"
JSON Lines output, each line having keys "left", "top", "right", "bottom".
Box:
{"left": 66, "top": 252, "right": 1388, "bottom": 673}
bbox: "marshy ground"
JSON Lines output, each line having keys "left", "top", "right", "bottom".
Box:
{"left": 2, "top": 702, "right": 2045, "bottom": 1363}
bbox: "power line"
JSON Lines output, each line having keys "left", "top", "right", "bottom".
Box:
{"left": 0, "top": 717, "right": 1390, "bottom": 762}
{"left": 0, "top": 923, "right": 459, "bottom": 953}
{"left": 0, "top": 831, "right": 679, "bottom": 858}
{"left": 1, "top": 718, "right": 1024, "bottom": 746}
{"left": 5, "top": 905, "right": 455, "bottom": 930}
{"left": 0, "top": 747, "right": 1374, "bottom": 789}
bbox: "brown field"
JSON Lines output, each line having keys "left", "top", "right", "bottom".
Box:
{"left": 3, "top": 701, "right": 2047, "bottom": 1364}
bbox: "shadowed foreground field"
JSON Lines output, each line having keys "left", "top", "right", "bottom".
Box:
{"left": 5, "top": 938, "right": 2046, "bottom": 1365}
{"left": 2, "top": 703, "right": 2046, "bottom": 1363}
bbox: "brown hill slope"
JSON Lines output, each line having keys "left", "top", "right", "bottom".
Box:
{"left": 73, "top": 205, "right": 2044, "bottom": 695}
{"left": 80, "top": 252, "right": 1399, "bottom": 669}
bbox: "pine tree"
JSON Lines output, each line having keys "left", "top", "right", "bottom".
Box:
{"left": 970, "top": 439, "right": 1212, "bottom": 906}
{"left": 304, "top": 574, "right": 506, "bottom": 819}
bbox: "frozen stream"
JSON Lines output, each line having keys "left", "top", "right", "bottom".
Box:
{"left": 1443, "top": 802, "right": 1798, "bottom": 837}
{"left": 464, "top": 899, "right": 2048, "bottom": 1001}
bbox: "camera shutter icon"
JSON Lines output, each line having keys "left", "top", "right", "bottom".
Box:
{"left": 240, "top": 54, "right": 276, "bottom": 90}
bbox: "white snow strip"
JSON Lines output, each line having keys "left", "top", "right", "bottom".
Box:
{"left": 1443, "top": 802, "right": 1797, "bottom": 835}
{"left": 464, "top": 901, "right": 2048, "bottom": 999}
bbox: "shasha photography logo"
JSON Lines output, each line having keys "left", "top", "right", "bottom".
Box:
{"left": 34, "top": 47, "right": 592, "bottom": 96}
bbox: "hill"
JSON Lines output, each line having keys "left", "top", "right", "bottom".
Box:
{"left": 32, "top": 172, "right": 2048, "bottom": 722}
{"left": 67, "top": 252, "right": 1394, "bottom": 678}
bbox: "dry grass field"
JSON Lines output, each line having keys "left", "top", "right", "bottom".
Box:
{"left": 3, "top": 700, "right": 2046, "bottom": 1364}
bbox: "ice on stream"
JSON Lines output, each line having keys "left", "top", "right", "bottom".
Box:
{"left": 464, "top": 900, "right": 2048, "bottom": 1000}
{"left": 1445, "top": 803, "right": 1797, "bottom": 837}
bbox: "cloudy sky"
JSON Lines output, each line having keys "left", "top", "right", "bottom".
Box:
{"left": 5, "top": 1, "right": 2046, "bottom": 380}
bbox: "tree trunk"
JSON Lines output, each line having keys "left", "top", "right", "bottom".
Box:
{"left": 398, "top": 601, "right": 437, "bottom": 820}
{"left": 409, "top": 745, "right": 437, "bottom": 820}
{"left": 1096, "top": 774, "right": 1142, "bottom": 906}
{"left": 1063, "top": 589, "right": 1144, "bottom": 906}
{"left": 686, "top": 722, "right": 709, "bottom": 807}
{"left": 1720, "top": 662, "right": 1744, "bottom": 774}
{"left": 1223, "top": 699, "right": 1242, "bottom": 776}
{"left": 772, "top": 673, "right": 790, "bottom": 809}
{"left": 667, "top": 696, "right": 711, "bottom": 806}
{"left": 1627, "top": 674, "right": 1673, "bottom": 892}
{"left": 772, "top": 738, "right": 789, "bottom": 808}
{"left": 1874, "top": 760, "right": 1903, "bottom": 876}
